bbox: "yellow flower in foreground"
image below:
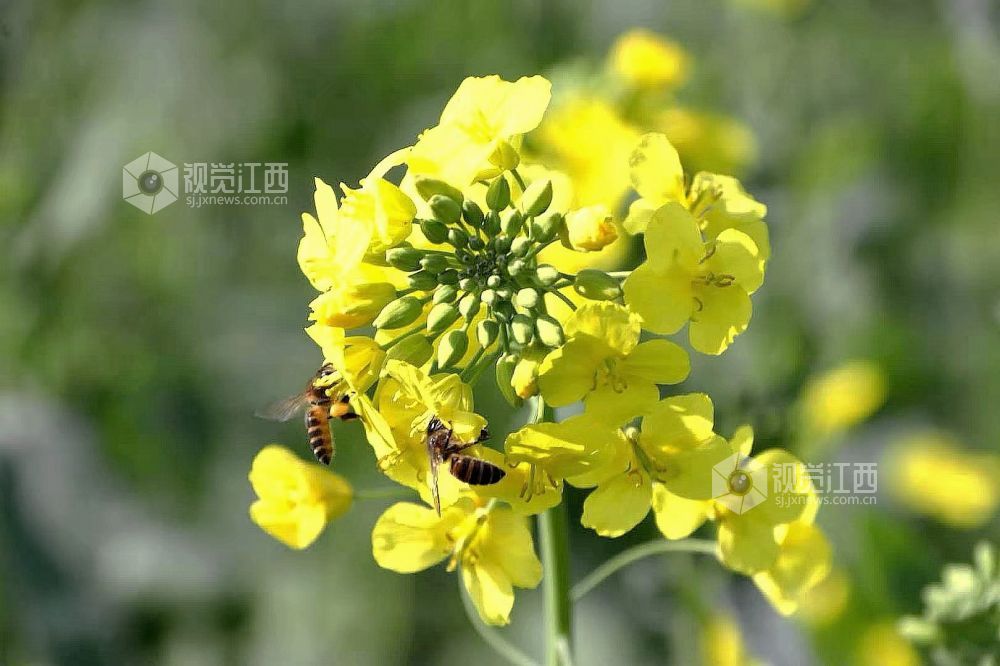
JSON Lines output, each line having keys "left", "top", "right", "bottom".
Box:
{"left": 299, "top": 178, "right": 397, "bottom": 328}
{"left": 305, "top": 322, "right": 386, "bottom": 394}
{"left": 372, "top": 499, "right": 542, "bottom": 625}
{"left": 505, "top": 414, "right": 622, "bottom": 481}
{"left": 408, "top": 75, "right": 551, "bottom": 186}
{"left": 800, "top": 360, "right": 886, "bottom": 437}
{"left": 574, "top": 394, "right": 731, "bottom": 538}
{"left": 538, "top": 302, "right": 689, "bottom": 422}
{"left": 887, "top": 432, "right": 1000, "bottom": 528}
{"left": 713, "top": 427, "right": 814, "bottom": 574}
{"left": 609, "top": 29, "right": 689, "bottom": 90}
{"left": 248, "top": 445, "right": 352, "bottom": 549}
{"left": 623, "top": 202, "right": 764, "bottom": 354}
{"left": 752, "top": 521, "right": 832, "bottom": 616}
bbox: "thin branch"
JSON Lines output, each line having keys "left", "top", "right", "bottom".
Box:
{"left": 572, "top": 539, "right": 718, "bottom": 601}
{"left": 458, "top": 572, "right": 539, "bottom": 666}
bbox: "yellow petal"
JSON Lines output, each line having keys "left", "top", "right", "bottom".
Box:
{"left": 717, "top": 508, "right": 781, "bottom": 574}
{"left": 656, "top": 434, "right": 733, "bottom": 500}
{"left": 629, "top": 133, "right": 686, "bottom": 206}
{"left": 441, "top": 75, "right": 552, "bottom": 138}
{"left": 505, "top": 415, "right": 619, "bottom": 479}
{"left": 581, "top": 469, "right": 653, "bottom": 537}
{"left": 371, "top": 502, "right": 464, "bottom": 573}
{"left": 462, "top": 560, "right": 515, "bottom": 626}
{"left": 622, "top": 263, "right": 694, "bottom": 335}
{"left": 705, "top": 229, "right": 764, "bottom": 293}
{"left": 621, "top": 339, "right": 691, "bottom": 385}
{"left": 583, "top": 380, "right": 659, "bottom": 424}
{"left": 643, "top": 202, "right": 703, "bottom": 271}
{"left": 688, "top": 284, "right": 752, "bottom": 355}
{"left": 752, "top": 522, "right": 832, "bottom": 615}
{"left": 651, "top": 484, "right": 711, "bottom": 539}
{"left": 609, "top": 30, "right": 689, "bottom": 89}
{"left": 563, "top": 301, "right": 642, "bottom": 355}
{"left": 537, "top": 336, "right": 608, "bottom": 407}
{"left": 641, "top": 394, "right": 715, "bottom": 449}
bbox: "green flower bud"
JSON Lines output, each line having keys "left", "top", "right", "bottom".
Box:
{"left": 535, "top": 315, "right": 565, "bottom": 347}
{"left": 507, "top": 258, "right": 527, "bottom": 277}
{"left": 414, "top": 176, "right": 464, "bottom": 204}
{"left": 459, "top": 293, "right": 480, "bottom": 319}
{"left": 386, "top": 245, "right": 423, "bottom": 272}
{"left": 486, "top": 176, "right": 511, "bottom": 211}
{"left": 477, "top": 319, "right": 500, "bottom": 348}
{"left": 484, "top": 211, "right": 502, "bottom": 236}
{"left": 511, "top": 314, "right": 534, "bottom": 345}
{"left": 420, "top": 254, "right": 449, "bottom": 274}
{"left": 419, "top": 218, "right": 448, "bottom": 244}
{"left": 437, "top": 269, "right": 459, "bottom": 285}
{"left": 495, "top": 287, "right": 513, "bottom": 300}
{"left": 458, "top": 277, "right": 475, "bottom": 291}
{"left": 430, "top": 194, "right": 462, "bottom": 225}
{"left": 407, "top": 271, "right": 437, "bottom": 291}
{"left": 495, "top": 354, "right": 523, "bottom": 408}
{"left": 437, "top": 329, "right": 468, "bottom": 368}
{"left": 574, "top": 269, "right": 622, "bottom": 301}
{"left": 481, "top": 289, "right": 498, "bottom": 306}
{"left": 468, "top": 236, "right": 485, "bottom": 251}
{"left": 535, "top": 264, "right": 560, "bottom": 287}
{"left": 433, "top": 284, "right": 458, "bottom": 304}
{"left": 515, "top": 288, "right": 540, "bottom": 309}
{"left": 530, "top": 212, "right": 563, "bottom": 244}
{"left": 374, "top": 295, "right": 423, "bottom": 329}
{"left": 502, "top": 209, "right": 524, "bottom": 237}
{"left": 493, "top": 234, "right": 511, "bottom": 254}
{"left": 462, "top": 200, "right": 484, "bottom": 228}
{"left": 447, "top": 228, "right": 469, "bottom": 249}
{"left": 492, "top": 300, "right": 514, "bottom": 322}
{"left": 519, "top": 179, "right": 553, "bottom": 218}
{"left": 486, "top": 275, "right": 502, "bottom": 288}
{"left": 510, "top": 236, "right": 531, "bottom": 257}
{"left": 384, "top": 334, "right": 433, "bottom": 366}
{"left": 426, "top": 302, "right": 460, "bottom": 334}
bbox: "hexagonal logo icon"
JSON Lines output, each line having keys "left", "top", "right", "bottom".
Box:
{"left": 712, "top": 452, "right": 768, "bottom": 515}
{"left": 122, "top": 152, "right": 179, "bottom": 214}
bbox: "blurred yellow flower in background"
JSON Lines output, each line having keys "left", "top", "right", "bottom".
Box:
{"left": 796, "top": 566, "right": 851, "bottom": 625}
{"left": 853, "top": 621, "right": 921, "bottom": 666}
{"left": 609, "top": 29, "right": 689, "bottom": 90}
{"left": 887, "top": 432, "right": 1000, "bottom": 528}
{"left": 800, "top": 360, "right": 886, "bottom": 437}
{"left": 700, "top": 613, "right": 763, "bottom": 666}
{"left": 248, "top": 445, "right": 353, "bottom": 549}
{"left": 658, "top": 107, "right": 758, "bottom": 176}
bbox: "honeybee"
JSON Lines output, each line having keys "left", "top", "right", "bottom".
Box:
{"left": 257, "top": 363, "right": 356, "bottom": 465}
{"left": 426, "top": 417, "right": 505, "bottom": 515}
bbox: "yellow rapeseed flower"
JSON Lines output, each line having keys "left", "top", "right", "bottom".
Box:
{"left": 887, "top": 432, "right": 1000, "bottom": 528}
{"left": 538, "top": 302, "right": 689, "bottom": 422}
{"left": 408, "top": 75, "right": 551, "bottom": 186}
{"left": 248, "top": 445, "right": 353, "bottom": 549}
{"left": 372, "top": 498, "right": 542, "bottom": 626}
{"left": 751, "top": 521, "right": 832, "bottom": 616}
{"left": 609, "top": 29, "right": 689, "bottom": 90}
{"left": 800, "top": 360, "right": 886, "bottom": 437}
{"left": 623, "top": 202, "right": 764, "bottom": 354}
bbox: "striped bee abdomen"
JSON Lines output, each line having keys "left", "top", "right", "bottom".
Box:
{"left": 448, "top": 454, "right": 505, "bottom": 486}
{"left": 305, "top": 404, "right": 333, "bottom": 465}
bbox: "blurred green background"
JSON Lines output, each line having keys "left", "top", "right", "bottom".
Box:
{"left": 2, "top": 0, "right": 999, "bottom": 664}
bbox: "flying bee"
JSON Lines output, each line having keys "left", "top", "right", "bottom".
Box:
{"left": 256, "top": 363, "right": 357, "bottom": 465}
{"left": 426, "top": 416, "right": 505, "bottom": 515}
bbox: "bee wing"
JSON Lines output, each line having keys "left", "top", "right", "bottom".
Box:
{"left": 255, "top": 393, "right": 306, "bottom": 422}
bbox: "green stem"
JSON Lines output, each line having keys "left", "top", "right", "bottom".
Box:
{"left": 458, "top": 573, "right": 539, "bottom": 666}
{"left": 539, "top": 503, "right": 573, "bottom": 666}
{"left": 571, "top": 539, "right": 717, "bottom": 602}
{"left": 511, "top": 168, "right": 527, "bottom": 191}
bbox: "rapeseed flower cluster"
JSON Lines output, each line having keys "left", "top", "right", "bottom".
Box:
{"left": 248, "top": 70, "right": 829, "bottom": 626}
